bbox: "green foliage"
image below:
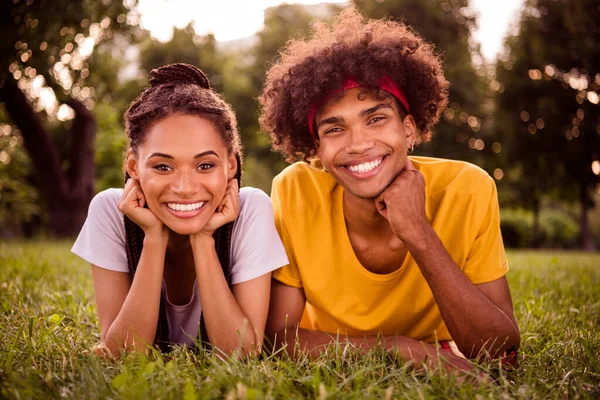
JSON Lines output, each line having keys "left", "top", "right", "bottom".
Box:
{"left": 94, "top": 102, "right": 127, "bottom": 191}
{"left": 139, "top": 26, "right": 224, "bottom": 92}
{"left": 1, "top": 242, "right": 599, "bottom": 398}
{"left": 229, "top": 3, "right": 320, "bottom": 192}
{"left": 494, "top": 0, "right": 600, "bottom": 248}
{"left": 0, "top": 133, "right": 40, "bottom": 237}
{"left": 501, "top": 208, "right": 580, "bottom": 248}
{"left": 500, "top": 209, "right": 533, "bottom": 248}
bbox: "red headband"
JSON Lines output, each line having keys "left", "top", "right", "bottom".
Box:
{"left": 307, "top": 76, "right": 410, "bottom": 136}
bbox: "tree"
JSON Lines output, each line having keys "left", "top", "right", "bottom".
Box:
{"left": 495, "top": 0, "right": 600, "bottom": 249}
{"left": 0, "top": 0, "right": 136, "bottom": 237}
{"left": 232, "top": 4, "right": 320, "bottom": 191}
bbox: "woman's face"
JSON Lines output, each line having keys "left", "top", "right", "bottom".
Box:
{"left": 127, "top": 113, "right": 236, "bottom": 235}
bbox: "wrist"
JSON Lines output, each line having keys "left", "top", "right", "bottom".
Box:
{"left": 385, "top": 336, "right": 427, "bottom": 364}
{"left": 404, "top": 221, "right": 436, "bottom": 254}
{"left": 190, "top": 233, "right": 215, "bottom": 250}
{"left": 143, "top": 231, "right": 168, "bottom": 248}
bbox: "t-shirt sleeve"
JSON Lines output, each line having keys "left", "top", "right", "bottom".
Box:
{"left": 71, "top": 189, "right": 129, "bottom": 273}
{"left": 270, "top": 177, "right": 303, "bottom": 288}
{"left": 462, "top": 176, "right": 508, "bottom": 283}
{"left": 229, "top": 188, "right": 290, "bottom": 285}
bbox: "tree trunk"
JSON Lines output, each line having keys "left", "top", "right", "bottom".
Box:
{"left": 580, "top": 184, "right": 593, "bottom": 250}
{"left": 0, "top": 77, "right": 96, "bottom": 237}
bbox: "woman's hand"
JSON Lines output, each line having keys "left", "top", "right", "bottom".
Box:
{"left": 118, "top": 178, "right": 165, "bottom": 238}
{"left": 198, "top": 178, "right": 240, "bottom": 238}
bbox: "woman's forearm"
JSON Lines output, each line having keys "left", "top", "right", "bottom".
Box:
{"left": 192, "top": 236, "right": 259, "bottom": 356}
{"left": 103, "top": 234, "right": 167, "bottom": 355}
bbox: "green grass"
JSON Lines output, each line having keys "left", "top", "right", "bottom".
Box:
{"left": 1, "top": 242, "right": 599, "bottom": 399}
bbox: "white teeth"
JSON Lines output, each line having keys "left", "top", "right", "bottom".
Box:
{"left": 166, "top": 202, "right": 204, "bottom": 212}
{"left": 348, "top": 158, "right": 382, "bottom": 173}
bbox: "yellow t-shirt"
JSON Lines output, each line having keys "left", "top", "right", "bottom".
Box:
{"left": 271, "top": 156, "right": 508, "bottom": 343}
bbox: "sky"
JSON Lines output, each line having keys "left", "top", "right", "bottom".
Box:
{"left": 137, "top": 0, "right": 524, "bottom": 61}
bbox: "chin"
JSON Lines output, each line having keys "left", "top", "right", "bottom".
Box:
{"left": 163, "top": 220, "right": 208, "bottom": 236}
{"left": 347, "top": 187, "right": 386, "bottom": 200}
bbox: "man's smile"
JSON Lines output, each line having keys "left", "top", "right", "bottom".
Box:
{"left": 340, "top": 155, "right": 388, "bottom": 179}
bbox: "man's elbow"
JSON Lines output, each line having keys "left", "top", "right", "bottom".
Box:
{"left": 460, "top": 327, "right": 520, "bottom": 361}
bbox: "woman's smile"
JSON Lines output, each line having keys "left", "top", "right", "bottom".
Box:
{"left": 164, "top": 201, "right": 207, "bottom": 219}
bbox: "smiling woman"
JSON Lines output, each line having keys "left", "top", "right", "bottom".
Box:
{"left": 71, "top": 63, "right": 288, "bottom": 357}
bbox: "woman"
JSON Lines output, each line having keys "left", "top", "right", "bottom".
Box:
{"left": 72, "top": 63, "right": 288, "bottom": 357}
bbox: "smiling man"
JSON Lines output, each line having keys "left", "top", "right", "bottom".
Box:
{"left": 258, "top": 7, "right": 520, "bottom": 374}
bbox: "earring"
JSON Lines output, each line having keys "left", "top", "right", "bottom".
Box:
{"left": 323, "top": 166, "right": 329, "bottom": 173}
{"left": 408, "top": 140, "right": 415, "bottom": 154}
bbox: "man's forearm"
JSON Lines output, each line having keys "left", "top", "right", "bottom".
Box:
{"left": 408, "top": 225, "right": 520, "bottom": 359}
{"left": 270, "top": 326, "right": 479, "bottom": 377}
{"left": 273, "top": 326, "right": 432, "bottom": 363}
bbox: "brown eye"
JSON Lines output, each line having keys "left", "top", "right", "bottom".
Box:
{"left": 153, "top": 164, "right": 172, "bottom": 172}
{"left": 197, "top": 163, "right": 214, "bottom": 171}
{"left": 368, "top": 116, "right": 386, "bottom": 124}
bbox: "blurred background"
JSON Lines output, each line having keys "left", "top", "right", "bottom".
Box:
{"left": 0, "top": 0, "right": 598, "bottom": 250}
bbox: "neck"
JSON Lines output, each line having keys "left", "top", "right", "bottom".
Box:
{"left": 166, "top": 231, "right": 192, "bottom": 257}
{"left": 343, "top": 191, "right": 394, "bottom": 237}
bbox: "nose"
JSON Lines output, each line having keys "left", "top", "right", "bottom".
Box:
{"left": 344, "top": 127, "right": 375, "bottom": 154}
{"left": 171, "top": 169, "right": 198, "bottom": 197}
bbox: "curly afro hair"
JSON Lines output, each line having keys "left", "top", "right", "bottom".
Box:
{"left": 258, "top": 6, "right": 450, "bottom": 162}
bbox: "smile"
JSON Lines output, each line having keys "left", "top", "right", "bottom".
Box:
{"left": 166, "top": 202, "right": 205, "bottom": 212}
{"left": 344, "top": 157, "right": 384, "bottom": 173}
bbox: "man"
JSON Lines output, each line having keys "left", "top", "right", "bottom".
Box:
{"left": 258, "top": 7, "right": 519, "bottom": 373}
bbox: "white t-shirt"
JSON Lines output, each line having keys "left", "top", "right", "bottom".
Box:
{"left": 72, "top": 187, "right": 289, "bottom": 346}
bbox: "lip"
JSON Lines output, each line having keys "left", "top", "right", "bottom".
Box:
{"left": 339, "top": 155, "right": 387, "bottom": 179}
{"left": 163, "top": 201, "right": 207, "bottom": 219}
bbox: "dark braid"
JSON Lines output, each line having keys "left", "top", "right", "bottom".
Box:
{"left": 122, "top": 63, "right": 243, "bottom": 351}
{"left": 199, "top": 152, "right": 243, "bottom": 346}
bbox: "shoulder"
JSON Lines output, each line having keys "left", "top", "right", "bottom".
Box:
{"left": 239, "top": 186, "right": 270, "bottom": 207}
{"left": 411, "top": 156, "right": 494, "bottom": 197}
{"left": 272, "top": 161, "right": 337, "bottom": 208}
{"left": 88, "top": 188, "right": 124, "bottom": 216}
{"left": 235, "top": 187, "right": 274, "bottom": 227}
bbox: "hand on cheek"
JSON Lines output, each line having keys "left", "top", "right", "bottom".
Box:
{"left": 118, "top": 178, "right": 165, "bottom": 237}
{"left": 193, "top": 178, "right": 240, "bottom": 241}
{"left": 376, "top": 158, "right": 429, "bottom": 244}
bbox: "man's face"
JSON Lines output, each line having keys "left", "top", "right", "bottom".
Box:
{"left": 315, "top": 88, "right": 415, "bottom": 199}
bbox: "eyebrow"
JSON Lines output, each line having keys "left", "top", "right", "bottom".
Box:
{"left": 146, "top": 150, "right": 220, "bottom": 161}
{"left": 315, "top": 103, "right": 394, "bottom": 130}
{"left": 359, "top": 103, "right": 394, "bottom": 117}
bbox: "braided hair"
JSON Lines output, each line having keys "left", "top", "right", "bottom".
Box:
{"left": 123, "top": 63, "right": 243, "bottom": 351}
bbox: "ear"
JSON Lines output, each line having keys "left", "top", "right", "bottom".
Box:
{"left": 403, "top": 115, "right": 417, "bottom": 143}
{"left": 227, "top": 152, "right": 238, "bottom": 180}
{"left": 125, "top": 149, "right": 139, "bottom": 180}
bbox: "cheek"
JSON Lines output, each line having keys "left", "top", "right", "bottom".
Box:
{"left": 317, "top": 143, "right": 336, "bottom": 164}
{"left": 205, "top": 170, "right": 229, "bottom": 197}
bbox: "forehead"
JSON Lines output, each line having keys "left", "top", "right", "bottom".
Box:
{"left": 317, "top": 88, "right": 397, "bottom": 118}
{"left": 141, "top": 113, "right": 227, "bottom": 155}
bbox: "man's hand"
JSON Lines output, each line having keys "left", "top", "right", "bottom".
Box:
{"left": 118, "top": 178, "right": 166, "bottom": 238}
{"left": 386, "top": 339, "right": 489, "bottom": 384}
{"left": 376, "top": 158, "right": 429, "bottom": 244}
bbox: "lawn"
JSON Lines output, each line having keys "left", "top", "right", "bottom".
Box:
{"left": 1, "top": 241, "right": 599, "bottom": 399}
